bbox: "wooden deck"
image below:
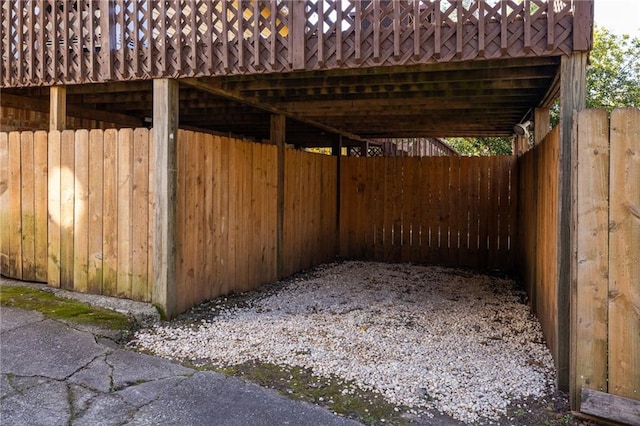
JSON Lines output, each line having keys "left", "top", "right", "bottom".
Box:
{"left": 1, "top": 1, "right": 593, "bottom": 140}
{"left": 1, "top": 0, "right": 592, "bottom": 88}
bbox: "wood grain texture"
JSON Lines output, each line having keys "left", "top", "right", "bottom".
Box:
{"left": 580, "top": 388, "right": 640, "bottom": 425}
{"left": 608, "top": 108, "right": 640, "bottom": 400}
{"left": 573, "top": 110, "right": 609, "bottom": 404}
{"left": 0, "top": 132, "right": 9, "bottom": 275}
{"left": 33, "top": 131, "right": 48, "bottom": 282}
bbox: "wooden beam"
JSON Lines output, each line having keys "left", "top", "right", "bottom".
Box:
{"left": 151, "top": 78, "right": 179, "bottom": 318}
{"left": 181, "top": 78, "right": 372, "bottom": 144}
{"left": 580, "top": 388, "right": 640, "bottom": 426}
{"left": 534, "top": 107, "right": 550, "bottom": 144}
{"left": 271, "top": 114, "right": 285, "bottom": 279}
{"left": 49, "top": 86, "right": 66, "bottom": 131}
{"left": 559, "top": 52, "right": 587, "bottom": 396}
{"left": 1, "top": 92, "right": 143, "bottom": 128}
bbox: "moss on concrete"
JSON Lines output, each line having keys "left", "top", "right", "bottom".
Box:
{"left": 0, "top": 285, "right": 132, "bottom": 331}
{"left": 189, "top": 360, "right": 409, "bottom": 425}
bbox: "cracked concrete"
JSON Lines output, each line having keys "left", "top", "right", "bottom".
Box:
{"left": 1, "top": 307, "right": 360, "bottom": 425}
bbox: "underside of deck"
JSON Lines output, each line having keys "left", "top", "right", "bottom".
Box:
{"left": 1, "top": 0, "right": 593, "bottom": 142}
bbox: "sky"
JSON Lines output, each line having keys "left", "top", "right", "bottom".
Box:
{"left": 594, "top": 0, "right": 640, "bottom": 37}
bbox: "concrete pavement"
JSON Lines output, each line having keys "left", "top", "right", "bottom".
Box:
{"left": 0, "top": 306, "right": 360, "bottom": 426}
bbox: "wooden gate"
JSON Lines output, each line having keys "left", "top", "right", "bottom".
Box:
{"left": 573, "top": 108, "right": 640, "bottom": 424}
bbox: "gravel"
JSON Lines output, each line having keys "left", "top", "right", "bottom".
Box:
{"left": 132, "top": 261, "right": 556, "bottom": 424}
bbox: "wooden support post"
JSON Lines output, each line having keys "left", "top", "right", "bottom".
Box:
{"left": 49, "top": 86, "right": 66, "bottom": 131}
{"left": 514, "top": 135, "right": 527, "bottom": 156}
{"left": 534, "top": 107, "right": 551, "bottom": 145}
{"left": 152, "top": 79, "right": 179, "bottom": 318}
{"left": 271, "top": 114, "right": 285, "bottom": 279}
{"left": 361, "top": 141, "right": 369, "bottom": 157}
{"left": 559, "top": 52, "right": 587, "bottom": 396}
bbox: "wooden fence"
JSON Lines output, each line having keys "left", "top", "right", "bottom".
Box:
{"left": 517, "top": 126, "right": 559, "bottom": 362}
{"left": 0, "top": 129, "right": 155, "bottom": 299}
{"left": 283, "top": 149, "right": 337, "bottom": 278}
{"left": 572, "top": 108, "right": 640, "bottom": 423}
{"left": 175, "top": 131, "right": 279, "bottom": 313}
{"left": 339, "top": 156, "right": 518, "bottom": 271}
{"left": 0, "top": 129, "right": 339, "bottom": 311}
{"left": 1, "top": 0, "right": 590, "bottom": 88}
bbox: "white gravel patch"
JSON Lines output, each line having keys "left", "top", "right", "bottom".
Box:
{"left": 133, "top": 262, "right": 555, "bottom": 423}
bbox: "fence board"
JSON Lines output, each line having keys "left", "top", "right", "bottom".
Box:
{"left": 59, "top": 130, "right": 75, "bottom": 289}
{"left": 608, "top": 108, "right": 640, "bottom": 400}
{"left": 33, "top": 131, "right": 48, "bottom": 282}
{"left": 73, "top": 130, "right": 90, "bottom": 292}
{"left": 87, "top": 130, "right": 104, "bottom": 294}
{"left": 102, "top": 129, "right": 118, "bottom": 296}
{"left": 8, "top": 132, "right": 22, "bottom": 279}
{"left": 0, "top": 132, "right": 8, "bottom": 275}
{"left": 131, "top": 128, "right": 149, "bottom": 301}
{"left": 116, "top": 128, "right": 132, "bottom": 297}
{"left": 47, "top": 131, "right": 61, "bottom": 287}
{"left": 20, "top": 131, "right": 36, "bottom": 281}
{"left": 574, "top": 110, "right": 609, "bottom": 398}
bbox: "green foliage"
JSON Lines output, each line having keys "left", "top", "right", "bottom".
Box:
{"left": 587, "top": 26, "right": 640, "bottom": 110}
{"left": 446, "top": 136, "right": 513, "bottom": 156}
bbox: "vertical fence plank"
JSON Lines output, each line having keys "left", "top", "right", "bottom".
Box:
{"left": 226, "top": 138, "right": 237, "bottom": 292}
{"left": 73, "top": 130, "right": 89, "bottom": 293}
{"left": 212, "top": 135, "right": 223, "bottom": 296}
{"left": 0, "top": 133, "right": 9, "bottom": 275}
{"left": 146, "top": 129, "right": 154, "bottom": 302}
{"left": 487, "top": 156, "right": 501, "bottom": 268}
{"left": 219, "top": 136, "right": 230, "bottom": 295}
{"left": 203, "top": 133, "right": 215, "bottom": 300}
{"left": 608, "top": 108, "right": 640, "bottom": 399}
{"left": 102, "top": 129, "right": 118, "bottom": 296}
{"left": 59, "top": 130, "right": 75, "bottom": 289}
{"left": 574, "top": 109, "right": 610, "bottom": 402}
{"left": 20, "top": 132, "right": 36, "bottom": 281}
{"left": 87, "top": 130, "right": 104, "bottom": 295}
{"left": 33, "top": 131, "right": 48, "bottom": 282}
{"left": 116, "top": 128, "right": 132, "bottom": 297}
{"left": 47, "top": 131, "right": 61, "bottom": 287}
{"left": 131, "top": 128, "right": 149, "bottom": 301}
{"left": 448, "top": 156, "right": 461, "bottom": 266}
{"left": 8, "top": 132, "right": 23, "bottom": 279}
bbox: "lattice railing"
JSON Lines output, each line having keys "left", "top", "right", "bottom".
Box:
{"left": 0, "top": 0, "right": 593, "bottom": 88}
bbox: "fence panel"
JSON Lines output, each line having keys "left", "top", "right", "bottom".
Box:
{"left": 607, "top": 108, "right": 640, "bottom": 400}
{"left": 283, "top": 150, "right": 337, "bottom": 277}
{"left": 517, "top": 127, "right": 559, "bottom": 364}
{"left": 573, "top": 108, "right": 640, "bottom": 421}
{"left": 175, "top": 131, "right": 280, "bottom": 313}
{"left": 340, "top": 155, "right": 517, "bottom": 270}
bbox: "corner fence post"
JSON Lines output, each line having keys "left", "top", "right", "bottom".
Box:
{"left": 152, "top": 78, "right": 179, "bottom": 318}
{"left": 558, "top": 51, "right": 587, "bottom": 394}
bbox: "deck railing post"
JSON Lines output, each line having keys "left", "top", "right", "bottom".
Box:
{"left": 98, "top": 0, "right": 116, "bottom": 81}
{"left": 291, "top": 0, "right": 306, "bottom": 70}
{"left": 152, "top": 78, "right": 179, "bottom": 318}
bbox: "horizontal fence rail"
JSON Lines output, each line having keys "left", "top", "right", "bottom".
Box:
{"left": 1, "top": 0, "right": 592, "bottom": 88}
